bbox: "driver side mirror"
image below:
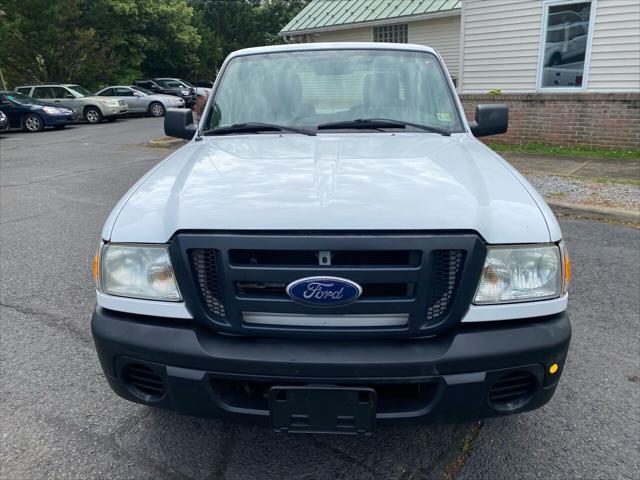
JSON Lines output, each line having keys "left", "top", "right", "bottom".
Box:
{"left": 470, "top": 104, "right": 508, "bottom": 137}
{"left": 165, "top": 108, "right": 196, "bottom": 140}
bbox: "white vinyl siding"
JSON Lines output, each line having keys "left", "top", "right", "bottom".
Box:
{"left": 409, "top": 16, "right": 461, "bottom": 79}
{"left": 313, "top": 26, "right": 372, "bottom": 42}
{"left": 588, "top": 0, "right": 640, "bottom": 91}
{"left": 311, "top": 15, "right": 461, "bottom": 79}
{"left": 461, "top": 0, "right": 544, "bottom": 92}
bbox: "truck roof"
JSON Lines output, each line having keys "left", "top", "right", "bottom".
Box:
{"left": 228, "top": 42, "right": 438, "bottom": 59}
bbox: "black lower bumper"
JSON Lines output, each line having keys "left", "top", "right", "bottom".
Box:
{"left": 92, "top": 308, "right": 571, "bottom": 429}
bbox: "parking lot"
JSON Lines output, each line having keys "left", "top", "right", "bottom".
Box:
{"left": 0, "top": 118, "right": 638, "bottom": 479}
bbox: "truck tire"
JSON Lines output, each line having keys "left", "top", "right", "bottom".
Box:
{"left": 23, "top": 114, "right": 44, "bottom": 132}
{"left": 149, "top": 102, "right": 165, "bottom": 117}
{"left": 84, "top": 106, "right": 103, "bottom": 124}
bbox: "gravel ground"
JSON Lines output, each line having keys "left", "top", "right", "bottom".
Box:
{"left": 526, "top": 174, "right": 640, "bottom": 210}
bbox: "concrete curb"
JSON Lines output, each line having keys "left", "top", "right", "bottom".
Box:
{"left": 147, "top": 137, "right": 187, "bottom": 148}
{"left": 547, "top": 200, "right": 640, "bottom": 223}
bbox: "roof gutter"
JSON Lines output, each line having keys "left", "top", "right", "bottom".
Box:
{"left": 279, "top": 9, "right": 461, "bottom": 37}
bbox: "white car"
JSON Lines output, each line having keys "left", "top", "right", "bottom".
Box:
{"left": 91, "top": 43, "right": 571, "bottom": 435}
{"left": 95, "top": 85, "right": 185, "bottom": 117}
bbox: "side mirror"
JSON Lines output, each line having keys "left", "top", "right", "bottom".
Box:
{"left": 470, "top": 104, "right": 508, "bottom": 137}
{"left": 165, "top": 108, "right": 196, "bottom": 140}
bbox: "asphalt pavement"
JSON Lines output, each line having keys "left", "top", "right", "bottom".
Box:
{"left": 0, "top": 118, "right": 638, "bottom": 480}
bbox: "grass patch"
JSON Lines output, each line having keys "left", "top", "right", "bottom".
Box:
{"left": 487, "top": 142, "right": 640, "bottom": 161}
{"left": 576, "top": 176, "right": 640, "bottom": 187}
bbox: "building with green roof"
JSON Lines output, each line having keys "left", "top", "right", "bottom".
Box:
{"left": 280, "top": 0, "right": 462, "bottom": 80}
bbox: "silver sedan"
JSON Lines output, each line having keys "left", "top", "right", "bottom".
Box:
{"left": 94, "top": 85, "right": 186, "bottom": 117}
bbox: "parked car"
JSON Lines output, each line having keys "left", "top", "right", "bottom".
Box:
{"left": 95, "top": 85, "right": 185, "bottom": 117}
{"left": 194, "top": 80, "right": 214, "bottom": 96}
{"left": 0, "top": 91, "right": 73, "bottom": 132}
{"left": 0, "top": 111, "right": 8, "bottom": 131}
{"left": 132, "top": 79, "right": 196, "bottom": 106}
{"left": 14, "top": 84, "right": 128, "bottom": 123}
{"left": 92, "top": 44, "right": 571, "bottom": 435}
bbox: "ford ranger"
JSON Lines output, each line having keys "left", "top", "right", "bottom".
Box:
{"left": 92, "top": 43, "right": 571, "bottom": 435}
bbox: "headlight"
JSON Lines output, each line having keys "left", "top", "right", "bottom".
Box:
{"left": 97, "top": 244, "right": 181, "bottom": 301}
{"left": 42, "top": 106, "right": 61, "bottom": 114}
{"left": 180, "top": 90, "right": 190, "bottom": 96}
{"left": 104, "top": 100, "right": 118, "bottom": 107}
{"left": 474, "top": 244, "right": 562, "bottom": 304}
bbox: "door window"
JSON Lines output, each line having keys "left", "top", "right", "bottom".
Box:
{"left": 98, "top": 88, "right": 115, "bottom": 96}
{"left": 50, "top": 87, "right": 71, "bottom": 99}
{"left": 32, "top": 87, "right": 52, "bottom": 99}
{"left": 115, "top": 88, "right": 135, "bottom": 97}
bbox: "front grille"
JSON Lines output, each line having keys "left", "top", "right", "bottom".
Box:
{"left": 229, "top": 249, "right": 420, "bottom": 266}
{"left": 488, "top": 371, "right": 537, "bottom": 409}
{"left": 176, "top": 233, "right": 483, "bottom": 338}
{"left": 426, "top": 250, "right": 465, "bottom": 321}
{"left": 122, "top": 364, "right": 165, "bottom": 400}
{"left": 191, "top": 249, "right": 226, "bottom": 318}
{"left": 235, "top": 281, "right": 415, "bottom": 299}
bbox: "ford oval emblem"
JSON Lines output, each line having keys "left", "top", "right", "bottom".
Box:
{"left": 286, "top": 276, "right": 362, "bottom": 306}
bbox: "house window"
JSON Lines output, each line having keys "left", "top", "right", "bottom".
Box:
{"left": 539, "top": 1, "right": 595, "bottom": 89}
{"left": 373, "top": 24, "right": 408, "bottom": 43}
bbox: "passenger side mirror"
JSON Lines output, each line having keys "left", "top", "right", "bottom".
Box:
{"left": 470, "top": 104, "right": 508, "bottom": 137}
{"left": 165, "top": 108, "right": 196, "bottom": 140}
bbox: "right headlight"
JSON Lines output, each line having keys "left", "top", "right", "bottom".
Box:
{"left": 96, "top": 243, "right": 181, "bottom": 302}
{"left": 474, "top": 244, "right": 563, "bottom": 304}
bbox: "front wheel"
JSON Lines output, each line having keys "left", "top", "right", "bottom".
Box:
{"left": 84, "top": 107, "right": 103, "bottom": 124}
{"left": 23, "top": 114, "right": 44, "bottom": 132}
{"left": 148, "top": 102, "right": 165, "bottom": 117}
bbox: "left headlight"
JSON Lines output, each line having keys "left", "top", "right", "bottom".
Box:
{"left": 42, "top": 106, "right": 61, "bottom": 114}
{"left": 180, "top": 90, "right": 190, "bottom": 96}
{"left": 96, "top": 244, "right": 181, "bottom": 301}
{"left": 474, "top": 244, "right": 562, "bottom": 304}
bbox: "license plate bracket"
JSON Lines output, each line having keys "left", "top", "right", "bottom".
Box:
{"left": 269, "top": 386, "right": 376, "bottom": 435}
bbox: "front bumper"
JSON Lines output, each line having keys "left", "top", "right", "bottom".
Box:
{"left": 92, "top": 308, "right": 570, "bottom": 428}
{"left": 43, "top": 114, "right": 73, "bottom": 126}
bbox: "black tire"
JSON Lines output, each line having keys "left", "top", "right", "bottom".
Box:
{"left": 84, "top": 106, "right": 103, "bottom": 124}
{"left": 23, "top": 114, "right": 44, "bottom": 132}
{"left": 148, "top": 102, "right": 165, "bottom": 117}
{"left": 53, "top": 124, "right": 66, "bottom": 130}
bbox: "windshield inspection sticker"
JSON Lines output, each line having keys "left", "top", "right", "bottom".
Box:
{"left": 437, "top": 112, "right": 452, "bottom": 122}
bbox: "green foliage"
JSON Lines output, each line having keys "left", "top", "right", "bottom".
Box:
{"left": 0, "top": 0, "right": 308, "bottom": 90}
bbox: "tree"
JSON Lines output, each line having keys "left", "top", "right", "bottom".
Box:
{"left": 0, "top": 0, "right": 201, "bottom": 89}
{"left": 190, "top": 0, "right": 308, "bottom": 77}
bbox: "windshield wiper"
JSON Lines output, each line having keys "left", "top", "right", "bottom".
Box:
{"left": 204, "top": 122, "right": 316, "bottom": 137}
{"left": 317, "top": 118, "right": 451, "bottom": 136}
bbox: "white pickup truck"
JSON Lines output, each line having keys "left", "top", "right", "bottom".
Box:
{"left": 92, "top": 43, "right": 571, "bottom": 435}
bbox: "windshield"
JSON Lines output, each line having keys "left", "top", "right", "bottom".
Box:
{"left": 155, "top": 79, "right": 187, "bottom": 89}
{"left": 4, "top": 91, "right": 41, "bottom": 105}
{"left": 204, "top": 49, "right": 463, "bottom": 133}
{"left": 131, "top": 86, "right": 152, "bottom": 95}
{"left": 67, "top": 85, "right": 94, "bottom": 97}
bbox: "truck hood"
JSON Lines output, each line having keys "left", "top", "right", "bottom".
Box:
{"left": 105, "top": 133, "right": 554, "bottom": 244}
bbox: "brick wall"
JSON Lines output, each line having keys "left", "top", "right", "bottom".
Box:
{"left": 459, "top": 93, "right": 640, "bottom": 151}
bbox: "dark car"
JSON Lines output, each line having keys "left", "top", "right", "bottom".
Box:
{"left": 132, "top": 78, "right": 196, "bottom": 106}
{"left": 0, "top": 111, "right": 8, "bottom": 131}
{"left": 0, "top": 91, "right": 74, "bottom": 132}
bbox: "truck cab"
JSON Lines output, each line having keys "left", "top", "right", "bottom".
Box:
{"left": 92, "top": 44, "right": 571, "bottom": 435}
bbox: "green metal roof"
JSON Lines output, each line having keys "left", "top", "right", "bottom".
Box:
{"left": 280, "top": 0, "right": 461, "bottom": 35}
